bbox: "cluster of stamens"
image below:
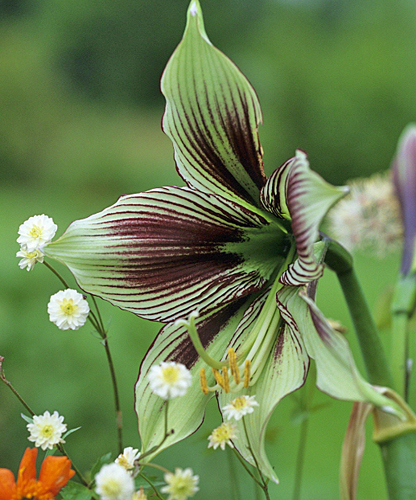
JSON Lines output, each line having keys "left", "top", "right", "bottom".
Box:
{"left": 199, "top": 348, "right": 251, "bottom": 395}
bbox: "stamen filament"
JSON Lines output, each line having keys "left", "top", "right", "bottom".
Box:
{"left": 176, "top": 312, "right": 226, "bottom": 370}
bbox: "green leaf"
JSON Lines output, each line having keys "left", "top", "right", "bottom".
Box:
{"left": 60, "top": 481, "right": 95, "bottom": 500}
{"left": 90, "top": 452, "right": 112, "bottom": 481}
{"left": 21, "top": 413, "right": 33, "bottom": 424}
{"left": 161, "top": 0, "right": 266, "bottom": 208}
{"left": 62, "top": 426, "right": 82, "bottom": 440}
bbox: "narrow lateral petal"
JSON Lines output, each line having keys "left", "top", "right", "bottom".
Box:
{"left": 218, "top": 321, "right": 309, "bottom": 484}
{"left": 45, "top": 187, "right": 286, "bottom": 323}
{"left": 161, "top": 0, "right": 266, "bottom": 207}
{"left": 280, "top": 286, "right": 403, "bottom": 414}
{"left": 135, "top": 297, "right": 255, "bottom": 457}
{"left": 269, "top": 151, "right": 348, "bottom": 286}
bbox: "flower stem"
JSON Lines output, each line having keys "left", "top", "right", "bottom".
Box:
{"left": 292, "top": 416, "right": 308, "bottom": 500}
{"left": 43, "top": 260, "right": 71, "bottom": 289}
{"left": 324, "top": 238, "right": 394, "bottom": 388}
{"left": 138, "top": 472, "right": 165, "bottom": 500}
{"left": 390, "top": 275, "right": 416, "bottom": 399}
{"left": 242, "top": 418, "right": 270, "bottom": 500}
{"left": 0, "top": 356, "right": 36, "bottom": 417}
{"left": 99, "top": 331, "right": 123, "bottom": 455}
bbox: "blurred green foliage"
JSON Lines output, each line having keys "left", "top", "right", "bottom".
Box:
{"left": 1, "top": 0, "right": 414, "bottom": 498}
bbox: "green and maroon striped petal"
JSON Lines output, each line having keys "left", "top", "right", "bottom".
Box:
{"left": 161, "top": 0, "right": 266, "bottom": 208}
{"left": 45, "top": 186, "right": 287, "bottom": 323}
{"left": 262, "top": 151, "right": 348, "bottom": 286}
{"left": 135, "top": 295, "right": 258, "bottom": 457}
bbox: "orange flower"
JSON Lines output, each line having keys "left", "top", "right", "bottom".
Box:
{"left": 0, "top": 448, "right": 75, "bottom": 500}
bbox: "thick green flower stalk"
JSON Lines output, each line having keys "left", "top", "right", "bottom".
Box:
{"left": 43, "top": 0, "right": 402, "bottom": 485}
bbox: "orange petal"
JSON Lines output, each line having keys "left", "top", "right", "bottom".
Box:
{"left": 16, "top": 448, "right": 38, "bottom": 490}
{"left": 0, "top": 468, "right": 17, "bottom": 500}
{"left": 38, "top": 456, "right": 75, "bottom": 496}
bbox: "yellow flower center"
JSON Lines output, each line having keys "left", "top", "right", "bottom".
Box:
{"left": 101, "top": 479, "right": 123, "bottom": 497}
{"left": 211, "top": 423, "right": 233, "bottom": 442}
{"left": 41, "top": 424, "right": 54, "bottom": 438}
{"left": 29, "top": 225, "right": 43, "bottom": 239}
{"left": 60, "top": 299, "right": 77, "bottom": 316}
{"left": 161, "top": 366, "right": 180, "bottom": 383}
{"left": 230, "top": 397, "right": 247, "bottom": 410}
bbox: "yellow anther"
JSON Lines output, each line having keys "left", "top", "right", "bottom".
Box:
{"left": 228, "top": 348, "right": 240, "bottom": 385}
{"left": 200, "top": 368, "right": 209, "bottom": 395}
{"left": 221, "top": 366, "right": 230, "bottom": 393}
{"left": 212, "top": 368, "right": 225, "bottom": 390}
{"left": 244, "top": 359, "right": 251, "bottom": 388}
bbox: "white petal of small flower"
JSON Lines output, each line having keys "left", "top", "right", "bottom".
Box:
{"left": 115, "top": 446, "right": 141, "bottom": 470}
{"left": 208, "top": 422, "right": 237, "bottom": 450}
{"left": 148, "top": 362, "right": 192, "bottom": 400}
{"left": 95, "top": 463, "right": 135, "bottom": 500}
{"left": 16, "top": 248, "right": 44, "bottom": 271}
{"left": 47, "top": 289, "right": 90, "bottom": 330}
{"left": 26, "top": 410, "right": 67, "bottom": 451}
{"left": 222, "top": 395, "right": 259, "bottom": 421}
{"left": 161, "top": 468, "right": 199, "bottom": 500}
{"left": 17, "top": 214, "right": 57, "bottom": 252}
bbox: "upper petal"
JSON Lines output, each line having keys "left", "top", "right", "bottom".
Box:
{"left": 261, "top": 151, "right": 348, "bottom": 286}
{"left": 45, "top": 187, "right": 287, "bottom": 323}
{"left": 16, "top": 448, "right": 37, "bottom": 492}
{"left": 161, "top": 0, "right": 266, "bottom": 207}
{"left": 38, "top": 456, "right": 75, "bottom": 496}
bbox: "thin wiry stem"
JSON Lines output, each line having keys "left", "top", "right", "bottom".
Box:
{"left": 138, "top": 473, "right": 165, "bottom": 500}
{"left": 242, "top": 418, "right": 270, "bottom": 500}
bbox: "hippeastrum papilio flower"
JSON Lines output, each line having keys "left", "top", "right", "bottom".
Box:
{"left": 44, "top": 0, "right": 402, "bottom": 483}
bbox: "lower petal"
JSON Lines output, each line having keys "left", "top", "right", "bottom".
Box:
{"left": 135, "top": 296, "right": 255, "bottom": 457}
{"left": 218, "top": 322, "right": 309, "bottom": 484}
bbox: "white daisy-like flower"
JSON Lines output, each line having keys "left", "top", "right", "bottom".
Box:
{"left": 27, "top": 410, "right": 67, "bottom": 451}
{"left": 16, "top": 247, "right": 45, "bottom": 271}
{"left": 208, "top": 422, "right": 237, "bottom": 450}
{"left": 148, "top": 362, "right": 192, "bottom": 400}
{"left": 47, "top": 289, "right": 90, "bottom": 330}
{"left": 115, "top": 446, "right": 141, "bottom": 471}
{"left": 17, "top": 214, "right": 57, "bottom": 252}
{"left": 95, "top": 463, "right": 135, "bottom": 500}
{"left": 161, "top": 468, "right": 199, "bottom": 500}
{"left": 222, "top": 395, "right": 259, "bottom": 421}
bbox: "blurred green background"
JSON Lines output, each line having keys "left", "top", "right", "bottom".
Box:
{"left": 1, "top": 0, "right": 415, "bottom": 498}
